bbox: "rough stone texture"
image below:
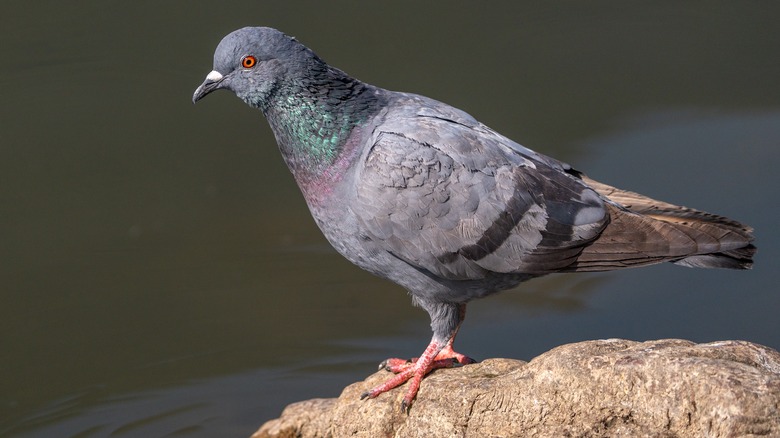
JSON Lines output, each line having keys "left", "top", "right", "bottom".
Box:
{"left": 252, "top": 339, "right": 780, "bottom": 438}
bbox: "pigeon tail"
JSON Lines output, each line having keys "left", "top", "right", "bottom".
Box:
{"left": 566, "top": 175, "right": 755, "bottom": 272}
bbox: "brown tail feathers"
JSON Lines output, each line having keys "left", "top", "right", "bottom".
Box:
{"left": 567, "top": 175, "right": 755, "bottom": 272}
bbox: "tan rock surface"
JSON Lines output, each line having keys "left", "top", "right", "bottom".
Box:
{"left": 253, "top": 339, "right": 780, "bottom": 438}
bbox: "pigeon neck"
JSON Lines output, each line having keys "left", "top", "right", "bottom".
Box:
{"left": 262, "top": 69, "right": 382, "bottom": 188}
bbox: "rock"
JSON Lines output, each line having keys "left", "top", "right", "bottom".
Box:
{"left": 252, "top": 339, "right": 780, "bottom": 438}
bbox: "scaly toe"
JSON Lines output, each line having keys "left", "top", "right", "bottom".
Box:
{"left": 379, "top": 357, "right": 414, "bottom": 373}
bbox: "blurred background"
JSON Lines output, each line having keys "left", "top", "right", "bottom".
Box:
{"left": 1, "top": 2, "right": 778, "bottom": 436}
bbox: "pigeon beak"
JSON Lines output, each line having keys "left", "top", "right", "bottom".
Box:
{"left": 192, "top": 70, "right": 226, "bottom": 103}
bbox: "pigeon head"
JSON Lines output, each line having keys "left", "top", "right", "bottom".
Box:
{"left": 192, "top": 27, "right": 317, "bottom": 108}
{"left": 193, "top": 27, "right": 384, "bottom": 189}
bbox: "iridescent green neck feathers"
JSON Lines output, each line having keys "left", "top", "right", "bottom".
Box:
{"left": 255, "top": 68, "right": 382, "bottom": 184}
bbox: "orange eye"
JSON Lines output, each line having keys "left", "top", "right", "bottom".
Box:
{"left": 241, "top": 55, "right": 257, "bottom": 69}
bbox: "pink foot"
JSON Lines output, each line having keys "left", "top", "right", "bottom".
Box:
{"left": 361, "top": 342, "right": 476, "bottom": 412}
{"left": 437, "top": 343, "right": 477, "bottom": 366}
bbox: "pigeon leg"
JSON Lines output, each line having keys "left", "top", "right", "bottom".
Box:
{"left": 379, "top": 304, "right": 475, "bottom": 373}
{"left": 435, "top": 303, "right": 477, "bottom": 365}
{"left": 361, "top": 304, "right": 476, "bottom": 411}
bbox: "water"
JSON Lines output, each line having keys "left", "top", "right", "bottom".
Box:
{"left": 1, "top": 2, "right": 779, "bottom": 437}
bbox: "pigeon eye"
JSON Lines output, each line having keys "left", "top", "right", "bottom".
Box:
{"left": 241, "top": 55, "right": 257, "bottom": 69}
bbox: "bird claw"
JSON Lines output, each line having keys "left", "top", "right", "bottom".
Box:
{"left": 378, "top": 357, "right": 414, "bottom": 372}
{"left": 361, "top": 345, "right": 477, "bottom": 412}
{"left": 458, "top": 355, "right": 477, "bottom": 365}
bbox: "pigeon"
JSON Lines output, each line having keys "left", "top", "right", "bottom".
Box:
{"left": 193, "top": 27, "right": 756, "bottom": 412}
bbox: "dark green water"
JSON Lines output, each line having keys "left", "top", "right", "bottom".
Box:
{"left": 1, "top": 2, "right": 778, "bottom": 436}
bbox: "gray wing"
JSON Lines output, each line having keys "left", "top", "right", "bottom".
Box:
{"left": 354, "top": 100, "right": 609, "bottom": 281}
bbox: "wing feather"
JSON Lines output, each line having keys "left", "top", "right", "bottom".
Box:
{"left": 354, "top": 100, "right": 608, "bottom": 280}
